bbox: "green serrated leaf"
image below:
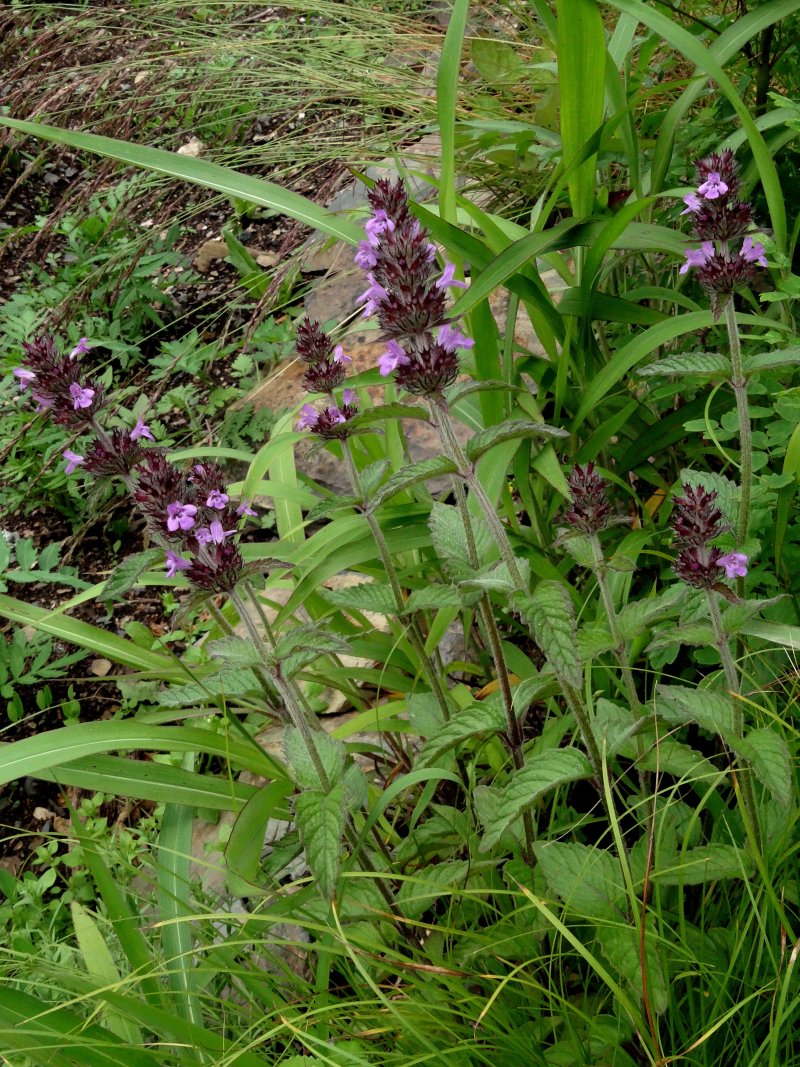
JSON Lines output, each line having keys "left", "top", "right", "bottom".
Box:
{"left": 561, "top": 533, "right": 596, "bottom": 568}
{"left": 294, "top": 783, "right": 347, "bottom": 901}
{"left": 593, "top": 700, "right": 638, "bottom": 758}
{"left": 460, "top": 558, "right": 531, "bottom": 595}
{"left": 304, "top": 496, "right": 359, "bottom": 523}
{"left": 360, "top": 459, "right": 391, "bottom": 496}
{"left": 656, "top": 684, "right": 734, "bottom": 736}
{"left": 322, "top": 582, "right": 398, "bottom": 616}
{"left": 722, "top": 596, "right": 786, "bottom": 635}
{"left": 206, "top": 636, "right": 262, "bottom": 668}
{"left": 533, "top": 841, "right": 625, "bottom": 920}
{"left": 616, "top": 585, "right": 686, "bottom": 641}
{"left": 653, "top": 844, "right": 754, "bottom": 885}
{"left": 101, "top": 554, "right": 164, "bottom": 606}
{"left": 466, "top": 418, "right": 568, "bottom": 463}
{"left": 429, "top": 501, "right": 493, "bottom": 579}
{"left": 397, "top": 860, "right": 472, "bottom": 920}
{"left": 578, "top": 624, "right": 616, "bottom": 659}
{"left": 369, "top": 456, "right": 456, "bottom": 511}
{"left": 418, "top": 701, "right": 507, "bottom": 766}
{"left": 638, "top": 351, "right": 731, "bottom": 380}
{"left": 647, "top": 623, "right": 715, "bottom": 651}
{"left": 405, "top": 585, "right": 464, "bottom": 612}
{"left": 157, "top": 669, "right": 261, "bottom": 707}
{"left": 734, "top": 728, "right": 793, "bottom": 809}
{"left": 445, "top": 379, "right": 517, "bottom": 406}
{"left": 518, "top": 581, "right": 582, "bottom": 688}
{"left": 346, "top": 403, "right": 429, "bottom": 429}
{"left": 284, "top": 726, "right": 346, "bottom": 791}
{"left": 274, "top": 624, "right": 350, "bottom": 660}
{"left": 744, "top": 347, "right": 800, "bottom": 376}
{"left": 481, "top": 749, "right": 593, "bottom": 851}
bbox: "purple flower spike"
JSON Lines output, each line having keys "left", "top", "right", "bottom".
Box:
{"left": 62, "top": 449, "right": 85, "bottom": 475}
{"left": 68, "top": 338, "right": 92, "bottom": 360}
{"left": 681, "top": 193, "right": 702, "bottom": 215}
{"left": 130, "top": 417, "right": 155, "bottom": 442}
{"left": 13, "top": 367, "right": 36, "bottom": 390}
{"left": 679, "top": 241, "right": 715, "bottom": 275}
{"left": 69, "top": 382, "right": 95, "bottom": 410}
{"left": 166, "top": 501, "right": 197, "bottom": 532}
{"left": 206, "top": 489, "right": 229, "bottom": 510}
{"left": 164, "top": 549, "right": 192, "bottom": 578}
{"left": 697, "top": 172, "right": 729, "bottom": 200}
{"left": 379, "top": 340, "right": 411, "bottom": 377}
{"left": 296, "top": 403, "right": 319, "bottom": 431}
{"left": 717, "top": 551, "right": 748, "bottom": 578}
{"left": 435, "top": 262, "right": 468, "bottom": 291}
{"left": 740, "top": 236, "right": 768, "bottom": 267}
{"left": 333, "top": 345, "right": 352, "bottom": 365}
{"left": 236, "top": 499, "right": 257, "bottom": 517}
{"left": 438, "top": 323, "right": 475, "bottom": 352}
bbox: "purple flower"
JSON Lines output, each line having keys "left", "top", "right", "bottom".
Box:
{"left": 164, "top": 549, "right": 192, "bottom": 578}
{"left": 341, "top": 388, "right": 357, "bottom": 406}
{"left": 130, "top": 417, "right": 155, "bottom": 442}
{"left": 62, "top": 449, "right": 85, "bottom": 475}
{"left": 697, "top": 172, "right": 728, "bottom": 200}
{"left": 32, "top": 392, "right": 53, "bottom": 412}
{"left": 438, "top": 323, "right": 475, "bottom": 352}
{"left": 358, "top": 275, "right": 389, "bottom": 318}
{"left": 681, "top": 193, "right": 702, "bottom": 215}
{"left": 378, "top": 340, "right": 411, "bottom": 376}
{"left": 332, "top": 345, "right": 352, "bottom": 365}
{"left": 435, "top": 262, "right": 467, "bottom": 291}
{"left": 69, "top": 382, "right": 95, "bottom": 410}
{"left": 236, "top": 499, "right": 257, "bottom": 517}
{"left": 166, "top": 501, "right": 197, "bottom": 532}
{"left": 355, "top": 240, "right": 378, "bottom": 270}
{"left": 739, "top": 236, "right": 767, "bottom": 267}
{"left": 12, "top": 367, "right": 36, "bottom": 390}
{"left": 196, "top": 520, "right": 235, "bottom": 545}
{"left": 68, "top": 338, "right": 91, "bottom": 360}
{"left": 296, "top": 403, "right": 319, "bottom": 431}
{"left": 679, "top": 241, "right": 715, "bottom": 275}
{"left": 206, "top": 489, "right": 229, "bottom": 510}
{"left": 364, "top": 209, "right": 395, "bottom": 247}
{"left": 717, "top": 551, "right": 748, "bottom": 578}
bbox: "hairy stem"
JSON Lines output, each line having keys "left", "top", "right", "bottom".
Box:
{"left": 340, "top": 441, "right": 451, "bottom": 722}
{"left": 428, "top": 398, "right": 527, "bottom": 593}
{"left": 706, "top": 590, "right": 762, "bottom": 855}
{"left": 724, "top": 300, "right": 752, "bottom": 564}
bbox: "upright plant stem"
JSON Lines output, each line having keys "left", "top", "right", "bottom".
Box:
{"left": 706, "top": 590, "right": 762, "bottom": 855}
{"left": 428, "top": 399, "right": 527, "bottom": 593}
{"left": 450, "top": 477, "right": 534, "bottom": 864}
{"left": 340, "top": 441, "right": 451, "bottom": 722}
{"left": 724, "top": 300, "right": 752, "bottom": 557}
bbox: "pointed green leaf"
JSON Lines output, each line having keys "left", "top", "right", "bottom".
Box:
{"left": 405, "top": 585, "right": 464, "bottom": 612}
{"left": 294, "top": 784, "right": 347, "bottom": 901}
{"left": 518, "top": 581, "right": 582, "bottom": 688}
{"left": 466, "top": 418, "right": 568, "bottom": 463}
{"left": 533, "top": 841, "right": 626, "bottom": 920}
{"left": 596, "top": 918, "right": 668, "bottom": 1015}
{"left": 419, "top": 701, "right": 507, "bottom": 767}
{"left": 322, "top": 582, "right": 398, "bottom": 616}
{"left": 101, "top": 549, "right": 164, "bottom": 604}
{"left": 653, "top": 844, "right": 754, "bottom": 885}
{"left": 656, "top": 684, "right": 735, "bottom": 737}
{"left": 429, "top": 502, "right": 493, "bottom": 579}
{"left": 734, "top": 728, "right": 793, "bottom": 809}
{"left": 638, "top": 351, "right": 731, "bottom": 380}
{"left": 368, "top": 456, "right": 457, "bottom": 511}
{"left": 284, "top": 727, "right": 346, "bottom": 791}
{"left": 745, "top": 347, "right": 800, "bottom": 375}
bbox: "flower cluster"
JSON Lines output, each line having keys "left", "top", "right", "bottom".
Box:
{"left": 671, "top": 483, "right": 746, "bottom": 587}
{"left": 564, "top": 463, "right": 612, "bottom": 535}
{"left": 355, "top": 179, "right": 474, "bottom": 396}
{"left": 13, "top": 332, "right": 257, "bottom": 593}
{"left": 679, "top": 151, "right": 768, "bottom": 318}
{"left": 13, "top": 335, "right": 105, "bottom": 426}
{"left": 293, "top": 318, "right": 359, "bottom": 438}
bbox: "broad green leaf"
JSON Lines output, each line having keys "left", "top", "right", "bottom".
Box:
{"left": 466, "top": 418, "right": 568, "bottom": 463}
{"left": 518, "top": 581, "right": 582, "bottom": 688}
{"left": 638, "top": 352, "right": 731, "bottom": 380}
{"left": 284, "top": 726, "right": 346, "bottom": 791}
{"left": 445, "top": 379, "right": 517, "bottom": 406}
{"left": 533, "top": 841, "right": 626, "bottom": 921}
{"left": 616, "top": 585, "right": 686, "bottom": 641}
{"left": 637, "top": 738, "right": 715, "bottom": 783}
{"left": 593, "top": 700, "right": 638, "bottom": 758}
{"left": 481, "top": 749, "right": 593, "bottom": 850}
{"left": 405, "top": 585, "right": 463, "bottom": 612}
{"left": 734, "top": 728, "right": 793, "bottom": 810}
{"left": 745, "top": 347, "right": 800, "bottom": 375}
{"left": 397, "top": 860, "right": 473, "bottom": 920}
{"left": 656, "top": 685, "right": 735, "bottom": 737}
{"left": 460, "top": 559, "right": 531, "bottom": 596}
{"left": 71, "top": 902, "right": 142, "bottom": 1045}
{"left": 0, "top": 117, "right": 363, "bottom": 245}
{"left": 418, "top": 701, "right": 507, "bottom": 766}
{"left": 596, "top": 918, "right": 668, "bottom": 1015}
{"left": 294, "top": 784, "right": 347, "bottom": 901}
{"left": 101, "top": 550, "right": 165, "bottom": 603}
{"left": 322, "top": 581, "right": 398, "bottom": 616}
{"left": 653, "top": 844, "right": 754, "bottom": 885}
{"left": 346, "top": 402, "right": 429, "bottom": 428}
{"left": 647, "top": 623, "right": 715, "bottom": 651}
{"left": 368, "top": 456, "right": 456, "bottom": 511}
{"left": 429, "top": 501, "right": 493, "bottom": 579}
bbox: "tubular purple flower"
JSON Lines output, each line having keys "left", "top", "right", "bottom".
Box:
{"left": 739, "top": 236, "right": 767, "bottom": 267}
{"left": 358, "top": 275, "right": 389, "bottom": 318}
{"left": 296, "top": 404, "right": 319, "bottom": 431}
{"left": 332, "top": 345, "right": 352, "bottom": 365}
{"left": 364, "top": 209, "right": 395, "bottom": 246}
{"left": 206, "top": 490, "right": 229, "bottom": 510}
{"left": 438, "top": 323, "right": 475, "bottom": 352}
{"left": 697, "top": 172, "right": 728, "bottom": 200}
{"left": 13, "top": 368, "right": 36, "bottom": 390}
{"left": 236, "top": 499, "right": 257, "bottom": 517}
{"left": 63, "top": 449, "right": 85, "bottom": 475}
{"left": 32, "top": 392, "right": 53, "bottom": 412}
{"left": 341, "top": 388, "right": 357, "bottom": 406}
{"left": 717, "top": 551, "right": 748, "bottom": 578}
{"left": 681, "top": 193, "right": 702, "bottom": 214}
{"left": 435, "top": 262, "right": 467, "bottom": 291}
{"left": 680, "top": 242, "right": 715, "bottom": 274}
{"left": 69, "top": 383, "right": 95, "bottom": 410}
{"left": 164, "top": 550, "right": 192, "bottom": 578}
{"left": 68, "top": 338, "right": 92, "bottom": 360}
{"left": 379, "top": 340, "right": 411, "bottom": 377}
{"left": 166, "top": 502, "right": 198, "bottom": 532}
{"left": 130, "top": 417, "right": 155, "bottom": 442}
{"left": 196, "top": 519, "right": 236, "bottom": 545}
{"left": 355, "top": 241, "right": 378, "bottom": 270}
